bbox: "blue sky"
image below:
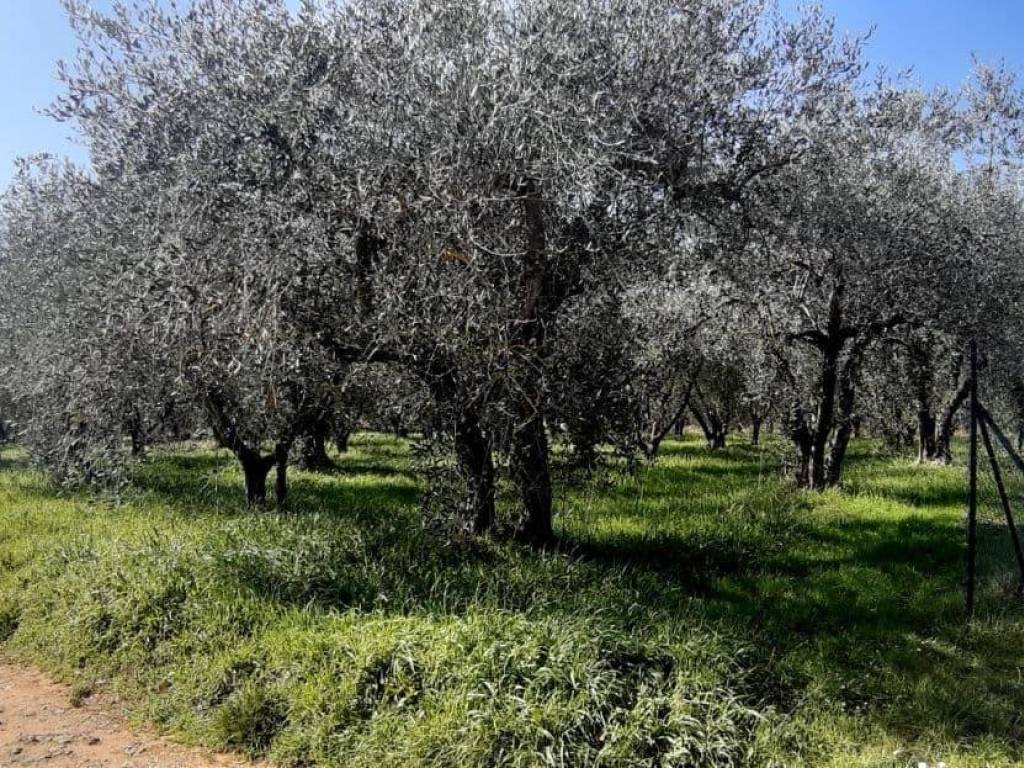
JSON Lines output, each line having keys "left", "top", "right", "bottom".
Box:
{"left": 2, "top": 0, "right": 1023, "bottom": 187}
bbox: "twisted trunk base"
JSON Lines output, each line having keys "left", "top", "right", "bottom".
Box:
{"left": 454, "top": 412, "right": 495, "bottom": 534}
{"left": 512, "top": 415, "right": 554, "bottom": 545}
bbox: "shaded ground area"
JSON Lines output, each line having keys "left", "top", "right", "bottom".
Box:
{"left": 0, "top": 662, "right": 259, "bottom": 767}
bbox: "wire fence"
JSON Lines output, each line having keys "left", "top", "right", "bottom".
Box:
{"left": 965, "top": 341, "right": 1024, "bottom": 617}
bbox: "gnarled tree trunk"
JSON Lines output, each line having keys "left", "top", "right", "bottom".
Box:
{"left": 205, "top": 392, "right": 292, "bottom": 508}
{"left": 454, "top": 410, "right": 495, "bottom": 533}
{"left": 936, "top": 375, "right": 970, "bottom": 463}
{"left": 809, "top": 336, "right": 841, "bottom": 489}
{"left": 750, "top": 414, "right": 763, "bottom": 447}
{"left": 428, "top": 370, "right": 498, "bottom": 536}
{"left": 512, "top": 413, "right": 553, "bottom": 543}
{"left": 572, "top": 431, "right": 600, "bottom": 471}
{"left": 909, "top": 340, "right": 937, "bottom": 462}
{"left": 239, "top": 446, "right": 276, "bottom": 506}
{"left": 335, "top": 425, "right": 350, "bottom": 453}
{"left": 917, "top": 409, "right": 937, "bottom": 462}
{"left": 786, "top": 405, "right": 813, "bottom": 487}
{"left": 274, "top": 441, "right": 289, "bottom": 508}
{"left": 785, "top": 278, "right": 897, "bottom": 490}
{"left": 825, "top": 356, "right": 858, "bottom": 486}
{"left": 690, "top": 401, "right": 729, "bottom": 450}
{"left": 297, "top": 415, "right": 335, "bottom": 471}
{"left": 511, "top": 180, "right": 555, "bottom": 544}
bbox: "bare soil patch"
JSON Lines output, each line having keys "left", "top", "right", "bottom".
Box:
{"left": 0, "top": 663, "right": 260, "bottom": 768}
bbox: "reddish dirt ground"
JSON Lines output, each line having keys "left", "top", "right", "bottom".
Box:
{"left": 0, "top": 663, "right": 260, "bottom": 768}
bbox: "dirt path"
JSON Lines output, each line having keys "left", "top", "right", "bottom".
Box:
{"left": 0, "top": 663, "right": 261, "bottom": 768}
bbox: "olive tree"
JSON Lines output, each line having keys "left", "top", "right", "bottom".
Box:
{"left": 317, "top": 0, "right": 866, "bottom": 539}
{"left": 47, "top": 0, "right": 364, "bottom": 504}
{"left": 0, "top": 158, "right": 181, "bottom": 484}
{"left": 727, "top": 84, "right": 968, "bottom": 487}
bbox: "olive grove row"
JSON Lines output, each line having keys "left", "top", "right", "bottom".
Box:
{"left": 1, "top": 0, "right": 1023, "bottom": 542}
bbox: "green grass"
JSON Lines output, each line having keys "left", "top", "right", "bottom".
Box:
{"left": 1, "top": 434, "right": 1022, "bottom": 767}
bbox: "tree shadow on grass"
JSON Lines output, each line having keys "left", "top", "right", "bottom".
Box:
{"left": 0, "top": 445, "right": 20, "bottom": 472}
{"left": 702, "top": 516, "right": 1024, "bottom": 742}
{"left": 128, "top": 434, "right": 422, "bottom": 520}
{"left": 288, "top": 478, "right": 420, "bottom": 522}
{"left": 557, "top": 439, "right": 1024, "bottom": 747}
{"left": 146, "top": 450, "right": 231, "bottom": 472}
{"left": 562, "top": 534, "right": 750, "bottom": 594}
{"left": 316, "top": 461, "right": 415, "bottom": 479}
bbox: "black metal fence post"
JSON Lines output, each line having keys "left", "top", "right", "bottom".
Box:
{"left": 967, "top": 339, "right": 978, "bottom": 618}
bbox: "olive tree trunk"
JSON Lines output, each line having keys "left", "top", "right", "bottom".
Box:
{"left": 454, "top": 411, "right": 496, "bottom": 533}
{"left": 750, "top": 414, "right": 763, "bottom": 447}
{"left": 510, "top": 180, "right": 555, "bottom": 544}
{"left": 297, "top": 416, "right": 335, "bottom": 471}
{"left": 512, "top": 413, "right": 554, "bottom": 543}
{"left": 205, "top": 393, "right": 292, "bottom": 508}
{"left": 239, "top": 447, "right": 276, "bottom": 506}
{"left": 936, "top": 376, "right": 970, "bottom": 463}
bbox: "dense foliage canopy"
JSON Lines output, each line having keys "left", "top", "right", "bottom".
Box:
{"left": 1, "top": 0, "right": 1023, "bottom": 541}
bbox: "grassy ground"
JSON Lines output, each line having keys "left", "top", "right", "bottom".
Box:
{"left": 1, "top": 434, "right": 1022, "bottom": 767}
